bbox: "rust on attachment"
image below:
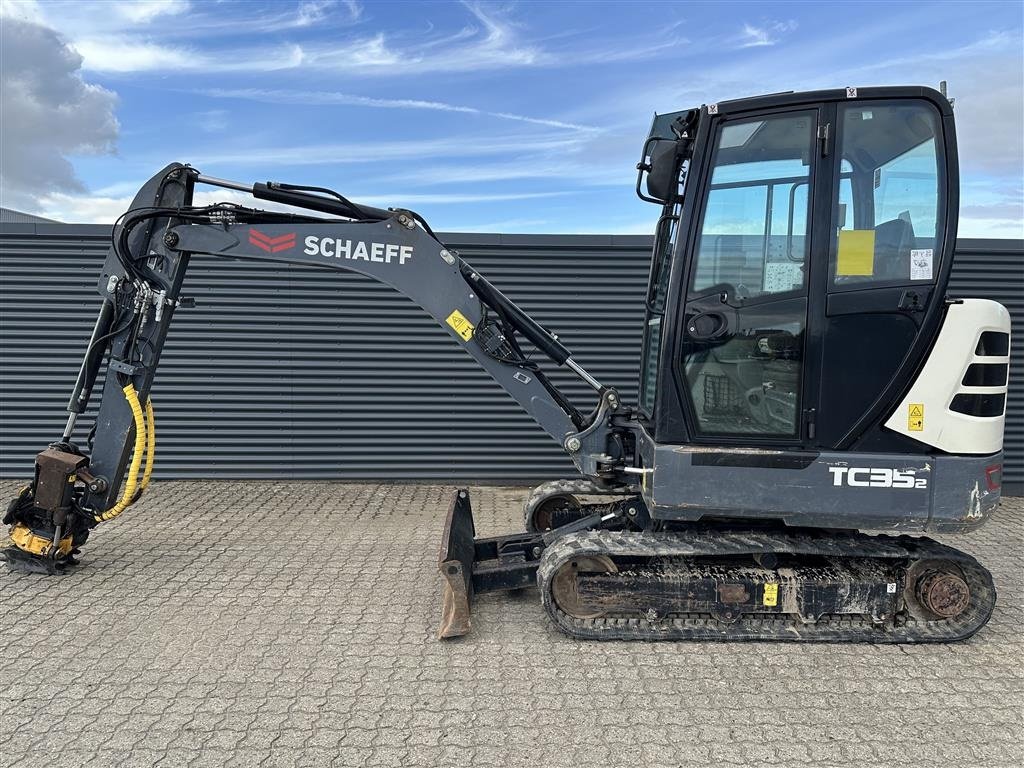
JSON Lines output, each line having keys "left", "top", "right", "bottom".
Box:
{"left": 718, "top": 583, "right": 751, "bottom": 603}
{"left": 439, "top": 560, "right": 472, "bottom": 638}
{"left": 550, "top": 555, "right": 617, "bottom": 619}
{"left": 437, "top": 489, "right": 476, "bottom": 638}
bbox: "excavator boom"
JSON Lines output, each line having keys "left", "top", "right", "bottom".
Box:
{"left": 2, "top": 163, "right": 626, "bottom": 575}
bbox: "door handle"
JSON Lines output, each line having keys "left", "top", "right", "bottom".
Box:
{"left": 898, "top": 289, "right": 925, "bottom": 312}
{"left": 686, "top": 310, "right": 730, "bottom": 341}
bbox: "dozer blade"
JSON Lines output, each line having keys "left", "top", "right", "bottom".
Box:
{"left": 438, "top": 490, "right": 475, "bottom": 638}
{"left": 437, "top": 489, "right": 547, "bottom": 639}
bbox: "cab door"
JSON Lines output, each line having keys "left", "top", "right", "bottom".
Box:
{"left": 676, "top": 107, "right": 824, "bottom": 443}
{"left": 815, "top": 99, "right": 951, "bottom": 449}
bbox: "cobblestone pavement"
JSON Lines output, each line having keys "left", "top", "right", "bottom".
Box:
{"left": 1, "top": 481, "right": 1021, "bottom": 768}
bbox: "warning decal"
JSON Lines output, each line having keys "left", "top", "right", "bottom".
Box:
{"left": 908, "top": 403, "right": 925, "bottom": 432}
{"left": 837, "top": 229, "right": 876, "bottom": 276}
{"left": 910, "top": 249, "right": 933, "bottom": 281}
{"left": 763, "top": 583, "right": 779, "bottom": 607}
{"left": 446, "top": 309, "right": 475, "bottom": 341}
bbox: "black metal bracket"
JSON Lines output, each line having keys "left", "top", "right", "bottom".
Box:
{"left": 108, "top": 360, "right": 144, "bottom": 377}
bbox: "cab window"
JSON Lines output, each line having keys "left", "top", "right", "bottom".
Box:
{"left": 691, "top": 113, "right": 814, "bottom": 301}
{"left": 832, "top": 103, "right": 942, "bottom": 286}
{"left": 681, "top": 111, "right": 816, "bottom": 438}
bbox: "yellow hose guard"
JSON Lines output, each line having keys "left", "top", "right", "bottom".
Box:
{"left": 93, "top": 383, "right": 152, "bottom": 523}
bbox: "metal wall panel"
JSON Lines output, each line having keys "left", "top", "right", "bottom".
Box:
{"left": 1, "top": 225, "right": 1021, "bottom": 491}
{"left": 0, "top": 226, "right": 650, "bottom": 481}
{"left": 946, "top": 239, "right": 1024, "bottom": 493}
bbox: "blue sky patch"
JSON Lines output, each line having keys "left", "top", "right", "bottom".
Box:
{"left": 1, "top": 0, "right": 1021, "bottom": 237}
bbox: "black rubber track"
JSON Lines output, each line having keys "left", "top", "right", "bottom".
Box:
{"left": 537, "top": 529, "right": 996, "bottom": 643}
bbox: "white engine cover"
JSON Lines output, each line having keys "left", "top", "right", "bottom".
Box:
{"left": 885, "top": 299, "right": 1011, "bottom": 454}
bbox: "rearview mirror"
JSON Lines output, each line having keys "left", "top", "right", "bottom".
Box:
{"left": 645, "top": 139, "right": 681, "bottom": 203}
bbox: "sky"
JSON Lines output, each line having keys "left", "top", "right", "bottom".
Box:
{"left": 0, "top": 0, "right": 1022, "bottom": 237}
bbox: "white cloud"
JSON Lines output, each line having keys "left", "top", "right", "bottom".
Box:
{"left": 70, "top": 39, "right": 306, "bottom": 73}
{"left": 202, "top": 88, "right": 600, "bottom": 132}
{"left": 375, "top": 159, "right": 623, "bottom": 189}
{"left": 957, "top": 216, "right": 1024, "bottom": 239}
{"left": 11, "top": 0, "right": 535, "bottom": 75}
{"left": 114, "top": 0, "right": 190, "bottom": 24}
{"left": 285, "top": 3, "right": 544, "bottom": 75}
{"left": 295, "top": 0, "right": 336, "bottom": 27}
{"left": 358, "top": 190, "right": 570, "bottom": 206}
{"left": 195, "top": 109, "right": 229, "bottom": 133}
{"left": 34, "top": 192, "right": 139, "bottom": 223}
{"left": 0, "top": 0, "right": 189, "bottom": 28}
{"left": 342, "top": 0, "right": 362, "bottom": 21}
{"left": 34, "top": 188, "right": 280, "bottom": 223}
{"left": 13, "top": 0, "right": 679, "bottom": 76}
{"left": 0, "top": 15, "right": 119, "bottom": 209}
{"left": 35, "top": 185, "right": 570, "bottom": 224}
{"left": 0, "top": 0, "right": 37, "bottom": 21}
{"left": 70, "top": 39, "right": 195, "bottom": 73}
{"left": 1, "top": 0, "right": 360, "bottom": 74}
{"left": 190, "top": 132, "right": 589, "bottom": 168}
{"left": 596, "top": 25, "right": 1023, "bottom": 239}
{"left": 735, "top": 20, "right": 798, "bottom": 49}
{"left": 294, "top": 4, "right": 683, "bottom": 75}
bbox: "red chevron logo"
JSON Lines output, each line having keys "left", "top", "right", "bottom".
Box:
{"left": 248, "top": 228, "right": 296, "bottom": 253}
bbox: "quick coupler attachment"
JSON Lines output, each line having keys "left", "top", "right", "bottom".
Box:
{"left": 1, "top": 447, "right": 96, "bottom": 575}
{"left": 437, "top": 489, "right": 546, "bottom": 639}
{"left": 1, "top": 493, "right": 82, "bottom": 576}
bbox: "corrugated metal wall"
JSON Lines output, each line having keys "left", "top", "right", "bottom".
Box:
{"left": 946, "top": 239, "right": 1024, "bottom": 492}
{"left": 1, "top": 225, "right": 1021, "bottom": 491}
{"left": 0, "top": 226, "right": 650, "bottom": 481}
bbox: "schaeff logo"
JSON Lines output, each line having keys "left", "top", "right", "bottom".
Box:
{"left": 304, "top": 236, "right": 413, "bottom": 265}
{"left": 828, "top": 466, "right": 928, "bottom": 489}
{"left": 249, "top": 229, "right": 296, "bottom": 253}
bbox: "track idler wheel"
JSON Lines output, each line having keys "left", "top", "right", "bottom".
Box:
{"left": 915, "top": 569, "right": 971, "bottom": 618}
{"left": 549, "top": 555, "right": 617, "bottom": 619}
{"left": 526, "top": 493, "right": 582, "bottom": 532}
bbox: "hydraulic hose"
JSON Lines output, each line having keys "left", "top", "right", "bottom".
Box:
{"left": 141, "top": 399, "right": 155, "bottom": 492}
{"left": 94, "top": 384, "right": 146, "bottom": 523}
{"left": 128, "top": 398, "right": 156, "bottom": 504}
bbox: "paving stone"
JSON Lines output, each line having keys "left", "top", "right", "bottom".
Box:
{"left": 0, "top": 481, "right": 1020, "bottom": 768}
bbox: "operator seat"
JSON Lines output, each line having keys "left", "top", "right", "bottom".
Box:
{"left": 873, "top": 217, "right": 915, "bottom": 280}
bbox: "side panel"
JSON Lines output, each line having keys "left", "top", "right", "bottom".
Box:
{"left": 638, "top": 427, "right": 1001, "bottom": 532}
{"left": 883, "top": 299, "right": 1011, "bottom": 453}
{"left": 930, "top": 453, "right": 1003, "bottom": 532}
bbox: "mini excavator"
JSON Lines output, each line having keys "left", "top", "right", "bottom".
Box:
{"left": 3, "top": 86, "right": 1011, "bottom": 642}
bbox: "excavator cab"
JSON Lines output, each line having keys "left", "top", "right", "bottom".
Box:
{"left": 630, "top": 86, "right": 1008, "bottom": 532}
{"left": 640, "top": 88, "right": 955, "bottom": 445}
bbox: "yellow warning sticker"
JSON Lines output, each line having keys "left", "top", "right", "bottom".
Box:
{"left": 763, "top": 583, "right": 778, "bottom": 607}
{"left": 908, "top": 403, "right": 925, "bottom": 432}
{"left": 837, "top": 229, "right": 876, "bottom": 276}
{"left": 446, "top": 309, "right": 475, "bottom": 341}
